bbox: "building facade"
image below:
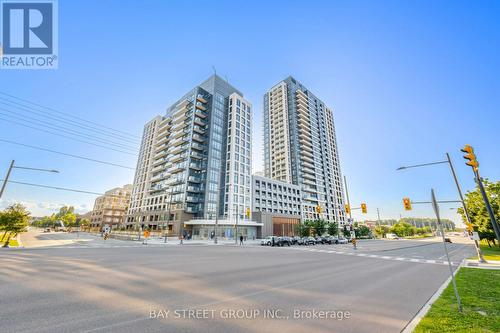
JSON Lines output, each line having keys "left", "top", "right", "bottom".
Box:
{"left": 89, "top": 184, "right": 132, "bottom": 229}
{"left": 126, "top": 75, "right": 256, "bottom": 238}
{"left": 251, "top": 174, "right": 301, "bottom": 237}
{"left": 264, "top": 76, "right": 347, "bottom": 225}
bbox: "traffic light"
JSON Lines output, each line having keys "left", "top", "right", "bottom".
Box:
{"left": 403, "top": 197, "right": 412, "bottom": 211}
{"left": 345, "top": 204, "right": 350, "bottom": 214}
{"left": 466, "top": 223, "right": 473, "bottom": 232}
{"left": 361, "top": 203, "right": 367, "bottom": 214}
{"left": 461, "top": 144, "right": 479, "bottom": 171}
{"left": 246, "top": 207, "right": 251, "bottom": 218}
{"left": 316, "top": 205, "right": 322, "bottom": 214}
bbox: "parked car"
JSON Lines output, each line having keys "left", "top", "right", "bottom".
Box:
{"left": 315, "top": 236, "right": 326, "bottom": 244}
{"left": 297, "top": 237, "right": 305, "bottom": 245}
{"left": 291, "top": 236, "right": 301, "bottom": 245}
{"left": 323, "top": 236, "right": 337, "bottom": 244}
{"left": 43, "top": 228, "right": 51, "bottom": 233}
{"left": 303, "top": 236, "right": 316, "bottom": 245}
{"left": 278, "top": 236, "right": 292, "bottom": 246}
{"left": 261, "top": 236, "right": 274, "bottom": 246}
{"left": 337, "top": 236, "right": 348, "bottom": 244}
{"left": 385, "top": 233, "right": 399, "bottom": 240}
{"left": 325, "top": 236, "right": 339, "bottom": 244}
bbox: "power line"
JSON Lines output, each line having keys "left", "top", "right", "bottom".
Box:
{"left": 0, "top": 107, "right": 139, "bottom": 151}
{"left": 0, "top": 98, "right": 140, "bottom": 145}
{"left": 0, "top": 138, "right": 135, "bottom": 170}
{"left": 1, "top": 179, "right": 122, "bottom": 197}
{"left": 0, "top": 91, "right": 141, "bottom": 140}
{"left": 0, "top": 116, "right": 137, "bottom": 155}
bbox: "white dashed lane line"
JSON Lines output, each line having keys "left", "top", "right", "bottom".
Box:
{"left": 276, "top": 246, "right": 458, "bottom": 266}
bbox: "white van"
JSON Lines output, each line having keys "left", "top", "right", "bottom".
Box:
{"left": 385, "top": 233, "right": 399, "bottom": 240}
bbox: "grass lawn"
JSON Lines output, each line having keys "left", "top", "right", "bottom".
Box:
{"left": 414, "top": 268, "right": 500, "bottom": 333}
{"left": 404, "top": 234, "right": 433, "bottom": 239}
{"left": 478, "top": 241, "right": 500, "bottom": 261}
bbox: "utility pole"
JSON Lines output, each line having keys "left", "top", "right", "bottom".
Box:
{"left": 376, "top": 208, "right": 381, "bottom": 226}
{"left": 214, "top": 211, "right": 218, "bottom": 244}
{"left": 235, "top": 208, "right": 239, "bottom": 245}
{"left": 0, "top": 160, "right": 15, "bottom": 200}
{"left": 164, "top": 187, "right": 174, "bottom": 243}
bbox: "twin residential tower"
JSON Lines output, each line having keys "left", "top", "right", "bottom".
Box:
{"left": 126, "top": 75, "right": 346, "bottom": 238}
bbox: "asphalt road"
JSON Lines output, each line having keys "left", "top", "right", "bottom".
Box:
{"left": 0, "top": 234, "right": 474, "bottom": 333}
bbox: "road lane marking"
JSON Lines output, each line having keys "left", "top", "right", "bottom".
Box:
{"left": 265, "top": 246, "right": 460, "bottom": 266}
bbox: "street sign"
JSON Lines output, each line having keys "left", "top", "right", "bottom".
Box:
{"left": 431, "top": 189, "right": 462, "bottom": 312}
{"left": 431, "top": 190, "right": 440, "bottom": 221}
{"left": 472, "top": 232, "right": 480, "bottom": 241}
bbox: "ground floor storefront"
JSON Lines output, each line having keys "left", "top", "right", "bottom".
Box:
{"left": 183, "top": 219, "right": 263, "bottom": 240}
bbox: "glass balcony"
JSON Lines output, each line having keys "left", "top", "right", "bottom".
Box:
{"left": 190, "top": 151, "right": 204, "bottom": 159}
{"left": 196, "top": 95, "right": 207, "bottom": 104}
{"left": 192, "top": 134, "right": 205, "bottom": 143}
{"left": 188, "top": 176, "right": 203, "bottom": 183}
{"left": 189, "top": 162, "right": 203, "bottom": 171}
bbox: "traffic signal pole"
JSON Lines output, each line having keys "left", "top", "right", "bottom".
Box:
{"left": 446, "top": 153, "right": 486, "bottom": 262}
{"left": 475, "top": 170, "right": 500, "bottom": 245}
{"left": 344, "top": 175, "right": 352, "bottom": 221}
{"left": 461, "top": 145, "right": 500, "bottom": 247}
{"left": 344, "top": 175, "right": 357, "bottom": 246}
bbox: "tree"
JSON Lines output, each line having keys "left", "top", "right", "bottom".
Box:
{"left": 295, "top": 223, "right": 311, "bottom": 237}
{"left": 458, "top": 179, "right": 499, "bottom": 246}
{"left": 79, "top": 218, "right": 90, "bottom": 231}
{"left": 55, "top": 206, "right": 76, "bottom": 228}
{"left": 0, "top": 204, "right": 30, "bottom": 247}
{"left": 327, "top": 222, "right": 339, "bottom": 236}
{"left": 343, "top": 225, "right": 350, "bottom": 237}
{"left": 305, "top": 220, "right": 316, "bottom": 235}
{"left": 355, "top": 225, "right": 371, "bottom": 238}
{"left": 374, "top": 225, "right": 390, "bottom": 238}
{"left": 312, "top": 219, "right": 327, "bottom": 236}
{"left": 391, "top": 222, "right": 414, "bottom": 237}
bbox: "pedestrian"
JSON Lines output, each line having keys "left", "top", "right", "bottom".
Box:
{"left": 239, "top": 235, "right": 243, "bottom": 245}
{"left": 352, "top": 237, "right": 357, "bottom": 250}
{"left": 272, "top": 236, "right": 275, "bottom": 247}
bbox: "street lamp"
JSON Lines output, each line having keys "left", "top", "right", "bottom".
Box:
{"left": 397, "top": 153, "right": 486, "bottom": 262}
{"left": 0, "top": 160, "right": 60, "bottom": 199}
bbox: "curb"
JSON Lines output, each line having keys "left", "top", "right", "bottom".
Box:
{"left": 464, "top": 259, "right": 500, "bottom": 270}
{"left": 401, "top": 259, "right": 465, "bottom": 333}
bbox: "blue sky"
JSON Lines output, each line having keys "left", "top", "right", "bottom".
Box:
{"left": 0, "top": 0, "right": 499, "bottom": 225}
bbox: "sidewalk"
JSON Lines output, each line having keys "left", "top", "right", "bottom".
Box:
{"left": 142, "top": 236, "right": 262, "bottom": 246}
{"left": 464, "top": 259, "right": 500, "bottom": 270}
